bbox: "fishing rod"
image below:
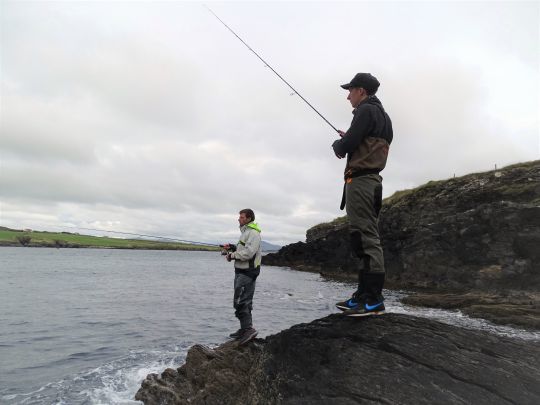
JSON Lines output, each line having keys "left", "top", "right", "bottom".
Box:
{"left": 64, "top": 226, "right": 220, "bottom": 247}
{"left": 204, "top": 5, "right": 339, "bottom": 134}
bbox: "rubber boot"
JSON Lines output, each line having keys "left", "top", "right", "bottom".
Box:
{"left": 363, "top": 272, "right": 385, "bottom": 304}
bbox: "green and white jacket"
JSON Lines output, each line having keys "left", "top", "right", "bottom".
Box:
{"left": 230, "top": 222, "right": 262, "bottom": 271}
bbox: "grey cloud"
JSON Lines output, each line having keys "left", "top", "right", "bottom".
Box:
{"left": 1, "top": 1, "right": 538, "bottom": 245}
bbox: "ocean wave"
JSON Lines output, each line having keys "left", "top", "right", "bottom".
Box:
{"left": 1, "top": 344, "right": 190, "bottom": 405}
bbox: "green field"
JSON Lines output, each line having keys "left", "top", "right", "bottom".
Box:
{"left": 0, "top": 228, "right": 219, "bottom": 251}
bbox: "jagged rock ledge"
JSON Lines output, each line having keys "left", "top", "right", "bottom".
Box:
{"left": 136, "top": 314, "right": 540, "bottom": 404}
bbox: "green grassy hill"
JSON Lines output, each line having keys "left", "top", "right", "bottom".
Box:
{"left": 0, "top": 228, "right": 219, "bottom": 251}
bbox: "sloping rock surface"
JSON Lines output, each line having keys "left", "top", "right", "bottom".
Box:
{"left": 136, "top": 314, "right": 540, "bottom": 404}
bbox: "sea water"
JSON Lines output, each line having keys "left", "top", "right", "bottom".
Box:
{"left": 1, "top": 247, "right": 538, "bottom": 404}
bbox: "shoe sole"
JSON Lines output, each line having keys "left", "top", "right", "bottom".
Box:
{"left": 238, "top": 331, "right": 258, "bottom": 345}
{"left": 345, "top": 310, "right": 386, "bottom": 317}
{"left": 336, "top": 304, "right": 357, "bottom": 311}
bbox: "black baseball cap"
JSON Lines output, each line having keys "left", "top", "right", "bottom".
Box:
{"left": 341, "top": 73, "right": 380, "bottom": 94}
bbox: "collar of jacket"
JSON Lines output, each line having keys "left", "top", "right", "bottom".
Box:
{"left": 352, "top": 95, "right": 379, "bottom": 114}
{"left": 240, "top": 221, "right": 261, "bottom": 233}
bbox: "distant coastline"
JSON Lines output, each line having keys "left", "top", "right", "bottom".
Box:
{"left": 0, "top": 227, "right": 219, "bottom": 251}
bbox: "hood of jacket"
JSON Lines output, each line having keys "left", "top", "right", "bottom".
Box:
{"left": 240, "top": 221, "right": 261, "bottom": 233}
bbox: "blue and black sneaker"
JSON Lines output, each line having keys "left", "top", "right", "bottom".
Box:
{"left": 343, "top": 301, "right": 385, "bottom": 317}
{"left": 336, "top": 293, "right": 361, "bottom": 311}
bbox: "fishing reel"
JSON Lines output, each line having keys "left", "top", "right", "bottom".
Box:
{"left": 219, "top": 244, "right": 237, "bottom": 255}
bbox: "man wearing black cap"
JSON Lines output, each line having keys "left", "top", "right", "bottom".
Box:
{"left": 332, "top": 73, "right": 393, "bottom": 317}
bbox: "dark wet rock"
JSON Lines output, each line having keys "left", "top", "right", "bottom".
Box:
{"left": 136, "top": 341, "right": 265, "bottom": 404}
{"left": 136, "top": 313, "right": 540, "bottom": 404}
{"left": 263, "top": 161, "right": 540, "bottom": 328}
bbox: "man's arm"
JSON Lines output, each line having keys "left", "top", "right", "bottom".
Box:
{"left": 230, "top": 229, "right": 260, "bottom": 261}
{"left": 332, "top": 106, "right": 373, "bottom": 158}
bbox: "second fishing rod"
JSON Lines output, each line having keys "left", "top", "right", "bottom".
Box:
{"left": 205, "top": 5, "right": 339, "bottom": 134}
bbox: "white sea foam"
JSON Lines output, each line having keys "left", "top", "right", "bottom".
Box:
{"left": 82, "top": 347, "right": 187, "bottom": 405}
{"left": 2, "top": 347, "right": 189, "bottom": 405}
{"left": 388, "top": 293, "right": 540, "bottom": 341}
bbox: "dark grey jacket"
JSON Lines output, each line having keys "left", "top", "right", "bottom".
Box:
{"left": 332, "top": 96, "right": 393, "bottom": 177}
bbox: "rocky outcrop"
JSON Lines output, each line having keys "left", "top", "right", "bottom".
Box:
{"left": 264, "top": 161, "right": 540, "bottom": 292}
{"left": 263, "top": 162, "right": 540, "bottom": 327}
{"left": 136, "top": 313, "right": 540, "bottom": 404}
{"left": 380, "top": 161, "right": 539, "bottom": 292}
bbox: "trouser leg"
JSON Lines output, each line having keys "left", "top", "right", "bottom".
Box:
{"left": 346, "top": 174, "right": 385, "bottom": 303}
{"left": 349, "top": 232, "right": 366, "bottom": 297}
{"left": 233, "top": 273, "right": 257, "bottom": 329}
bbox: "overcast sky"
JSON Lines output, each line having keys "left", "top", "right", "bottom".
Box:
{"left": 1, "top": 1, "right": 538, "bottom": 245}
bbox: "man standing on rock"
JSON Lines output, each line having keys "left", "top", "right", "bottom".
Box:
{"left": 221, "top": 208, "right": 262, "bottom": 344}
{"left": 332, "top": 73, "right": 393, "bottom": 317}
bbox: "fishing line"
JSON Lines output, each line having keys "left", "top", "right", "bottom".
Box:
{"left": 204, "top": 5, "right": 339, "bottom": 133}
{"left": 58, "top": 225, "right": 220, "bottom": 247}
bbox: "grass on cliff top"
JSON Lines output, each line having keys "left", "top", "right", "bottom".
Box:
{"left": 0, "top": 228, "right": 219, "bottom": 251}
{"left": 309, "top": 160, "right": 539, "bottom": 232}
{"left": 382, "top": 179, "right": 447, "bottom": 206}
{"left": 385, "top": 160, "right": 539, "bottom": 205}
{"left": 308, "top": 216, "right": 348, "bottom": 234}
